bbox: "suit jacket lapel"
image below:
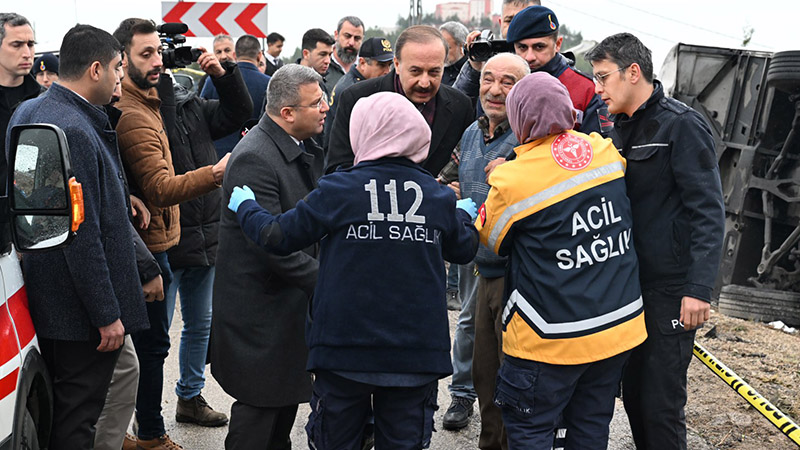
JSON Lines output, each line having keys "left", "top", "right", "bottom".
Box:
{"left": 429, "top": 89, "right": 453, "bottom": 159}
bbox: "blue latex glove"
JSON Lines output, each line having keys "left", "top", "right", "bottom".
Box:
{"left": 456, "top": 198, "right": 478, "bottom": 220}
{"left": 228, "top": 185, "right": 255, "bottom": 212}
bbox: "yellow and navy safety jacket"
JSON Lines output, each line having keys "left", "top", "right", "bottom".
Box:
{"left": 476, "top": 130, "right": 647, "bottom": 365}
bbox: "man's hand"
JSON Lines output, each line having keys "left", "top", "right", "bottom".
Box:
{"left": 196, "top": 47, "right": 226, "bottom": 78}
{"left": 465, "top": 31, "right": 484, "bottom": 72}
{"left": 485, "top": 158, "right": 507, "bottom": 182}
{"left": 680, "top": 296, "right": 710, "bottom": 330}
{"left": 130, "top": 195, "right": 150, "bottom": 230}
{"left": 212, "top": 153, "right": 231, "bottom": 185}
{"left": 447, "top": 181, "right": 461, "bottom": 200}
{"left": 97, "top": 319, "right": 125, "bottom": 352}
{"left": 142, "top": 275, "right": 164, "bottom": 302}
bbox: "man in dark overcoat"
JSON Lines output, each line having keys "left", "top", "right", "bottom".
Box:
{"left": 211, "top": 64, "right": 326, "bottom": 449}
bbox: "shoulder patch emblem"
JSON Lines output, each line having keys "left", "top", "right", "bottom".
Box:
{"left": 479, "top": 203, "right": 486, "bottom": 227}
{"left": 551, "top": 133, "right": 593, "bottom": 171}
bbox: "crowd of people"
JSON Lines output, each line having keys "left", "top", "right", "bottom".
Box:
{"left": 0, "top": 0, "right": 725, "bottom": 449}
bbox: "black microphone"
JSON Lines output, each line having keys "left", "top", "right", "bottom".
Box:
{"left": 157, "top": 22, "right": 188, "bottom": 35}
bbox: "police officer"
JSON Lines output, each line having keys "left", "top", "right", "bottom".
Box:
{"left": 585, "top": 33, "right": 725, "bottom": 450}
{"left": 505, "top": 6, "right": 607, "bottom": 135}
{"left": 33, "top": 53, "right": 59, "bottom": 89}
{"left": 324, "top": 37, "right": 394, "bottom": 148}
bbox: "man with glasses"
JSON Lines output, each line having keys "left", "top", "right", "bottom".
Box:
{"left": 585, "top": 33, "right": 724, "bottom": 450}
{"left": 211, "top": 64, "right": 326, "bottom": 449}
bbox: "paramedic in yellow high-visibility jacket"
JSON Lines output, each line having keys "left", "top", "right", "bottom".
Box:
{"left": 476, "top": 72, "right": 647, "bottom": 450}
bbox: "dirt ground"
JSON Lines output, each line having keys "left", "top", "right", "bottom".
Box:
{"left": 686, "top": 310, "right": 800, "bottom": 449}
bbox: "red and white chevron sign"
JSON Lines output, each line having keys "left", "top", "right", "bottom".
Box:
{"left": 161, "top": 2, "right": 268, "bottom": 38}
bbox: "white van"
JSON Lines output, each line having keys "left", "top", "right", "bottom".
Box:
{"left": 0, "top": 123, "right": 84, "bottom": 449}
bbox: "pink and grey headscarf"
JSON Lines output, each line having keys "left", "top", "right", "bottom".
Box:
{"left": 350, "top": 92, "right": 431, "bottom": 166}
{"left": 506, "top": 72, "right": 578, "bottom": 144}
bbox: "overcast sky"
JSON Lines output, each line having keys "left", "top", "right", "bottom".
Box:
{"left": 16, "top": 0, "right": 800, "bottom": 75}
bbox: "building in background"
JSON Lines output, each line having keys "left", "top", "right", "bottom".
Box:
{"left": 435, "top": 0, "right": 490, "bottom": 22}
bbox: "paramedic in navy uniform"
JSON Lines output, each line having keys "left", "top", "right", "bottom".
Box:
{"left": 228, "top": 91, "right": 479, "bottom": 450}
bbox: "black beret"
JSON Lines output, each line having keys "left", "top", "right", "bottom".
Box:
{"left": 506, "top": 6, "right": 559, "bottom": 43}
{"left": 33, "top": 53, "right": 59, "bottom": 75}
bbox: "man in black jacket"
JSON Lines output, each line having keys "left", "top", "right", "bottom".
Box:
{"left": 326, "top": 25, "right": 474, "bottom": 175}
{"left": 586, "top": 33, "right": 725, "bottom": 450}
{"left": 159, "top": 52, "right": 252, "bottom": 428}
{"left": 0, "top": 13, "right": 43, "bottom": 191}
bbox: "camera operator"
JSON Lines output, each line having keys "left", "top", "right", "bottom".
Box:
{"left": 453, "top": 0, "right": 536, "bottom": 110}
{"left": 112, "top": 18, "right": 252, "bottom": 449}
{"left": 455, "top": 3, "right": 606, "bottom": 136}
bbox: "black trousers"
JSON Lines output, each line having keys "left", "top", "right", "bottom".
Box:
{"left": 306, "top": 371, "right": 438, "bottom": 450}
{"left": 39, "top": 336, "right": 121, "bottom": 450}
{"left": 225, "top": 401, "right": 298, "bottom": 450}
{"left": 622, "top": 287, "right": 697, "bottom": 450}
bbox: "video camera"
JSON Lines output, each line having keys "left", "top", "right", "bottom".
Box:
{"left": 157, "top": 23, "right": 202, "bottom": 69}
{"left": 465, "top": 30, "right": 513, "bottom": 63}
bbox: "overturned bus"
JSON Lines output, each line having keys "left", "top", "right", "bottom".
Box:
{"left": 660, "top": 44, "right": 800, "bottom": 325}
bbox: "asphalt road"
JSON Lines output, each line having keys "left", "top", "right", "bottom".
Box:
{"left": 159, "top": 301, "right": 713, "bottom": 449}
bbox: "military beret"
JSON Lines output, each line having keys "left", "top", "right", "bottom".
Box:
{"left": 33, "top": 53, "right": 59, "bottom": 75}
{"left": 506, "top": 5, "right": 560, "bottom": 43}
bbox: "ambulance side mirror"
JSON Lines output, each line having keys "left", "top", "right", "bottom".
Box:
{"left": 7, "top": 124, "right": 84, "bottom": 252}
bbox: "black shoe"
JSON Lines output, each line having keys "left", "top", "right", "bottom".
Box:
{"left": 446, "top": 289, "right": 461, "bottom": 311}
{"left": 175, "top": 394, "right": 228, "bottom": 427}
{"left": 442, "top": 396, "right": 473, "bottom": 430}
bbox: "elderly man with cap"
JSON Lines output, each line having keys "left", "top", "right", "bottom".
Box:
{"left": 476, "top": 72, "right": 647, "bottom": 449}
{"left": 323, "top": 37, "right": 394, "bottom": 149}
{"left": 33, "top": 52, "right": 59, "bottom": 89}
{"left": 227, "top": 90, "right": 479, "bottom": 450}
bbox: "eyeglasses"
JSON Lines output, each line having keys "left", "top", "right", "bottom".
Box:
{"left": 593, "top": 65, "right": 630, "bottom": 86}
{"left": 289, "top": 92, "right": 328, "bottom": 110}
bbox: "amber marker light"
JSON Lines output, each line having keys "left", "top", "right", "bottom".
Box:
{"left": 69, "top": 177, "right": 84, "bottom": 232}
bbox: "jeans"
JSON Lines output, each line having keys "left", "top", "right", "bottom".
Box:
{"left": 446, "top": 262, "right": 459, "bottom": 291}
{"left": 448, "top": 261, "right": 478, "bottom": 400}
{"left": 497, "top": 352, "right": 630, "bottom": 450}
{"left": 165, "top": 265, "right": 215, "bottom": 400}
{"left": 132, "top": 251, "right": 173, "bottom": 440}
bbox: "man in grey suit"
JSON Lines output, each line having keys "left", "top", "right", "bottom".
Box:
{"left": 211, "top": 64, "right": 327, "bottom": 449}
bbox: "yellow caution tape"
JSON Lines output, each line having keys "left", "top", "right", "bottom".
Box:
{"left": 693, "top": 342, "right": 800, "bottom": 447}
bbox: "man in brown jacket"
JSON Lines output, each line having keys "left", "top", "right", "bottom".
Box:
{"left": 113, "top": 18, "right": 230, "bottom": 450}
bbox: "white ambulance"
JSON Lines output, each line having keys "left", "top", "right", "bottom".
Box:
{"left": 0, "top": 124, "right": 84, "bottom": 449}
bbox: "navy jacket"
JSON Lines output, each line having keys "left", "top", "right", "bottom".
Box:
{"left": 8, "top": 83, "right": 148, "bottom": 340}
{"left": 613, "top": 81, "right": 724, "bottom": 303}
{"left": 200, "top": 61, "right": 269, "bottom": 158}
{"left": 236, "top": 157, "right": 478, "bottom": 376}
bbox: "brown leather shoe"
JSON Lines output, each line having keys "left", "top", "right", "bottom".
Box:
{"left": 135, "top": 434, "right": 184, "bottom": 450}
{"left": 175, "top": 394, "right": 228, "bottom": 427}
{"left": 122, "top": 433, "right": 137, "bottom": 450}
